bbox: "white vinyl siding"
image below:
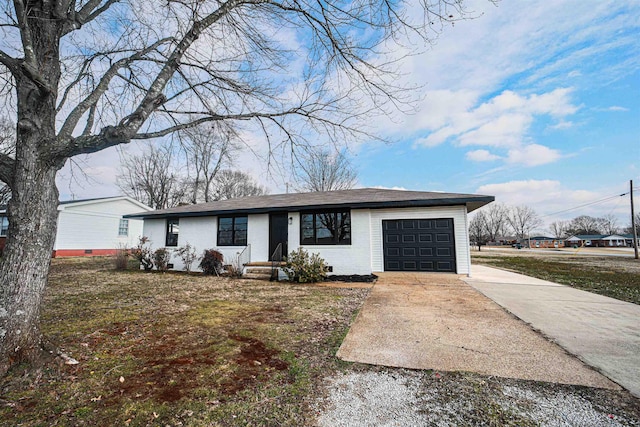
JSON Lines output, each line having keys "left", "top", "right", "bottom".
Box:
{"left": 53, "top": 198, "right": 148, "bottom": 250}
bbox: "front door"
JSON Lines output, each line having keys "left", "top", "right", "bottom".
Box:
{"left": 269, "top": 213, "right": 288, "bottom": 261}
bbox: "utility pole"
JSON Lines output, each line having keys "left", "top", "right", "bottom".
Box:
{"left": 632, "top": 179, "right": 639, "bottom": 260}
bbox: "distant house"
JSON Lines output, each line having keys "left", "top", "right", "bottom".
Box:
{"left": 528, "top": 236, "right": 564, "bottom": 248}
{"left": 0, "top": 196, "right": 152, "bottom": 256}
{"left": 565, "top": 234, "right": 628, "bottom": 248}
{"left": 125, "top": 188, "right": 494, "bottom": 275}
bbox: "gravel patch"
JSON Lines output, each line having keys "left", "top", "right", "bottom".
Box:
{"left": 315, "top": 370, "right": 424, "bottom": 426}
{"left": 314, "top": 369, "right": 640, "bottom": 426}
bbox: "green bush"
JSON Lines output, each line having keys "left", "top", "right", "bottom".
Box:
{"left": 200, "top": 249, "right": 224, "bottom": 275}
{"left": 283, "top": 248, "right": 327, "bottom": 283}
{"left": 153, "top": 248, "right": 171, "bottom": 271}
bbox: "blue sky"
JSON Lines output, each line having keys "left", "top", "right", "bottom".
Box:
{"left": 352, "top": 0, "right": 640, "bottom": 229}
{"left": 58, "top": 0, "right": 639, "bottom": 231}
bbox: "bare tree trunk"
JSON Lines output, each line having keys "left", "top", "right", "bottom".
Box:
{"left": 0, "top": 11, "right": 62, "bottom": 372}
{"left": 0, "top": 168, "right": 59, "bottom": 374}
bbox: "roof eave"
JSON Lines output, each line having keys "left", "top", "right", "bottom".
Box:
{"left": 125, "top": 196, "right": 495, "bottom": 220}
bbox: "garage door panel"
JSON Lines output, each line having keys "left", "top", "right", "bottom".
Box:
{"left": 436, "top": 233, "right": 450, "bottom": 242}
{"left": 383, "top": 218, "right": 456, "bottom": 273}
{"left": 387, "top": 260, "right": 400, "bottom": 269}
{"left": 418, "top": 220, "right": 432, "bottom": 229}
{"left": 387, "top": 247, "right": 400, "bottom": 257}
{"left": 402, "top": 234, "right": 416, "bottom": 243}
{"left": 420, "top": 261, "right": 434, "bottom": 270}
{"left": 436, "top": 248, "right": 451, "bottom": 257}
{"left": 402, "top": 261, "right": 417, "bottom": 270}
{"left": 419, "top": 248, "right": 433, "bottom": 257}
{"left": 386, "top": 234, "right": 399, "bottom": 243}
{"left": 437, "top": 261, "right": 453, "bottom": 270}
{"left": 402, "top": 220, "right": 415, "bottom": 229}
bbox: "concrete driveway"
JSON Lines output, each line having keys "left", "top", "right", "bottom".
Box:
{"left": 337, "top": 272, "right": 617, "bottom": 390}
{"left": 463, "top": 265, "right": 640, "bottom": 398}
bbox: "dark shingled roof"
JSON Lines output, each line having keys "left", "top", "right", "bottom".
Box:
{"left": 125, "top": 188, "right": 494, "bottom": 219}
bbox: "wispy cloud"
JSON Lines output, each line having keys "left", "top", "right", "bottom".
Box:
{"left": 466, "top": 149, "right": 500, "bottom": 162}
{"left": 476, "top": 179, "right": 630, "bottom": 226}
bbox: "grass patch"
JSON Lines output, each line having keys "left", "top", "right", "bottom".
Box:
{"left": 473, "top": 256, "right": 640, "bottom": 304}
{"left": 0, "top": 257, "right": 369, "bottom": 426}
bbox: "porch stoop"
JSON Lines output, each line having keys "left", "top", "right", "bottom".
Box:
{"left": 243, "top": 262, "right": 286, "bottom": 281}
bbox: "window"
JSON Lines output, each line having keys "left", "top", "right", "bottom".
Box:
{"left": 300, "top": 210, "right": 351, "bottom": 245}
{"left": 118, "top": 219, "right": 129, "bottom": 236}
{"left": 0, "top": 216, "right": 8, "bottom": 237}
{"left": 217, "top": 216, "right": 248, "bottom": 246}
{"left": 166, "top": 218, "right": 179, "bottom": 247}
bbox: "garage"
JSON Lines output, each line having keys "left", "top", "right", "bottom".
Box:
{"left": 382, "top": 218, "right": 456, "bottom": 272}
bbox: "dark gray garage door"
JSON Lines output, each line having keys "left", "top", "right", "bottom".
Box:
{"left": 383, "top": 218, "right": 456, "bottom": 272}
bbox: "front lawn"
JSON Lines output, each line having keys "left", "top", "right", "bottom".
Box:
{"left": 0, "top": 257, "right": 369, "bottom": 426}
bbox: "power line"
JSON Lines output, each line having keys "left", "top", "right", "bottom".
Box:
{"left": 541, "top": 191, "right": 629, "bottom": 218}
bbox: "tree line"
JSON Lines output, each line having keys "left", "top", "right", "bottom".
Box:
{"left": 469, "top": 203, "right": 638, "bottom": 250}
{"left": 117, "top": 122, "right": 358, "bottom": 209}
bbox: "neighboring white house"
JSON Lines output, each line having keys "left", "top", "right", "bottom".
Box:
{"left": 125, "top": 188, "right": 493, "bottom": 275}
{"left": 0, "top": 196, "right": 152, "bottom": 257}
{"left": 565, "top": 234, "right": 629, "bottom": 247}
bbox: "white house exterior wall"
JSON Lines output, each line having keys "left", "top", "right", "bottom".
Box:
{"left": 141, "top": 205, "right": 470, "bottom": 275}
{"left": 54, "top": 200, "right": 146, "bottom": 251}
{"left": 369, "top": 206, "right": 470, "bottom": 274}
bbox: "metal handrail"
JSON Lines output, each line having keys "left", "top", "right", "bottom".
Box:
{"left": 270, "top": 242, "right": 283, "bottom": 280}
{"left": 237, "top": 244, "right": 251, "bottom": 267}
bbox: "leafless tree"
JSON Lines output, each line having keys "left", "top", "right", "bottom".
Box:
{"left": 548, "top": 220, "right": 570, "bottom": 239}
{"left": 567, "top": 215, "right": 602, "bottom": 235}
{"left": 178, "top": 123, "right": 238, "bottom": 203}
{"left": 117, "top": 143, "right": 187, "bottom": 209}
{"left": 0, "top": 0, "right": 474, "bottom": 375}
{"left": 624, "top": 213, "right": 640, "bottom": 235}
{"left": 506, "top": 205, "right": 543, "bottom": 241}
{"left": 597, "top": 214, "right": 619, "bottom": 235}
{"left": 469, "top": 211, "right": 490, "bottom": 251}
{"left": 294, "top": 149, "right": 357, "bottom": 192}
{"left": 211, "top": 170, "right": 268, "bottom": 200}
{"left": 480, "top": 203, "right": 509, "bottom": 242}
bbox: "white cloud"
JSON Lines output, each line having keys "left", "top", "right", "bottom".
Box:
{"left": 466, "top": 149, "right": 501, "bottom": 162}
{"left": 457, "top": 113, "right": 533, "bottom": 148}
{"left": 476, "top": 179, "right": 630, "bottom": 228}
{"left": 550, "top": 120, "right": 574, "bottom": 130}
{"left": 606, "top": 106, "right": 629, "bottom": 112}
{"left": 506, "top": 144, "right": 562, "bottom": 166}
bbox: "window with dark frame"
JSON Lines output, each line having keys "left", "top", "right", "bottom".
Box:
{"left": 166, "top": 218, "right": 179, "bottom": 247}
{"left": 217, "top": 216, "right": 248, "bottom": 246}
{"left": 300, "top": 210, "right": 351, "bottom": 245}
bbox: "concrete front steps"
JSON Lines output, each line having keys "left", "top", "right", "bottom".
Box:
{"left": 243, "top": 262, "right": 286, "bottom": 280}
